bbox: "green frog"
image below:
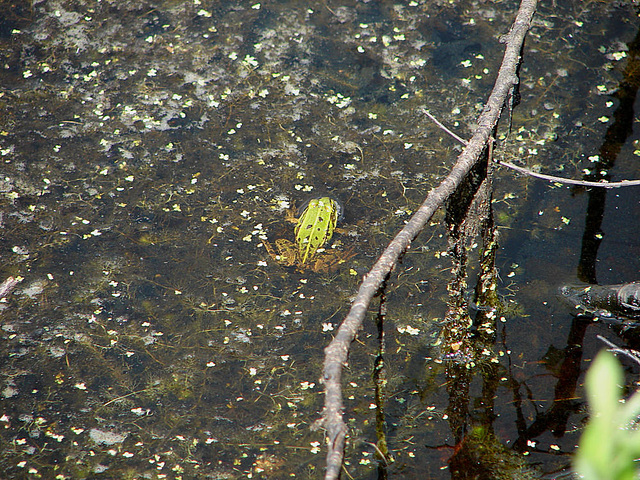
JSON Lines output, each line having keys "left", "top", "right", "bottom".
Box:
{"left": 295, "top": 196, "right": 341, "bottom": 263}
{"left": 264, "top": 195, "right": 353, "bottom": 272}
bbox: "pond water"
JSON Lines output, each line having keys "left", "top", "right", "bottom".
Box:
{"left": 1, "top": 0, "right": 639, "bottom": 478}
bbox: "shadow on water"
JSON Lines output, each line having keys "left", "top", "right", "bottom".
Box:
{"left": 576, "top": 24, "right": 640, "bottom": 284}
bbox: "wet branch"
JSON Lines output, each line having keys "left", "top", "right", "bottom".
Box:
{"left": 318, "top": 1, "right": 538, "bottom": 478}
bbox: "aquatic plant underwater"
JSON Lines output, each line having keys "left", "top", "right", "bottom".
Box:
{"left": 0, "top": 0, "right": 639, "bottom": 478}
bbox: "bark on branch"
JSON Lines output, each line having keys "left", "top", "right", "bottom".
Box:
{"left": 318, "top": 1, "right": 538, "bottom": 478}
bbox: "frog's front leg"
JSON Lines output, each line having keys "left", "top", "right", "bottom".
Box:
{"left": 274, "top": 239, "right": 298, "bottom": 266}
{"left": 284, "top": 208, "right": 299, "bottom": 225}
{"left": 262, "top": 239, "right": 278, "bottom": 261}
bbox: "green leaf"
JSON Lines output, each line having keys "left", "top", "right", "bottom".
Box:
{"left": 574, "top": 351, "right": 640, "bottom": 480}
{"left": 585, "top": 351, "right": 622, "bottom": 423}
{"left": 618, "top": 389, "right": 640, "bottom": 428}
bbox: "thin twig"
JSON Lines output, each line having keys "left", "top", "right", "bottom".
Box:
{"left": 102, "top": 388, "right": 155, "bottom": 407}
{"left": 319, "top": 1, "right": 538, "bottom": 478}
{"left": 497, "top": 160, "right": 640, "bottom": 188}
{"left": 424, "top": 110, "right": 640, "bottom": 189}
{"left": 363, "top": 441, "right": 391, "bottom": 465}
{"left": 423, "top": 110, "right": 468, "bottom": 145}
{"left": 597, "top": 335, "right": 640, "bottom": 366}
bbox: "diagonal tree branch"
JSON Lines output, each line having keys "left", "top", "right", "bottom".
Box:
{"left": 318, "top": 1, "right": 538, "bottom": 478}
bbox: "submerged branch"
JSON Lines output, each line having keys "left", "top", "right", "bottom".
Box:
{"left": 318, "top": 1, "right": 538, "bottom": 478}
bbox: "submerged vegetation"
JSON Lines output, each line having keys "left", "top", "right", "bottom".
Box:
{"left": 0, "top": 0, "right": 639, "bottom": 478}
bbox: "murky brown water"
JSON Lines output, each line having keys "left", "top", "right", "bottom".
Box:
{"left": 1, "top": 0, "right": 639, "bottom": 478}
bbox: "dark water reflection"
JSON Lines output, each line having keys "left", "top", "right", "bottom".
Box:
{"left": 1, "top": 0, "right": 639, "bottom": 478}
